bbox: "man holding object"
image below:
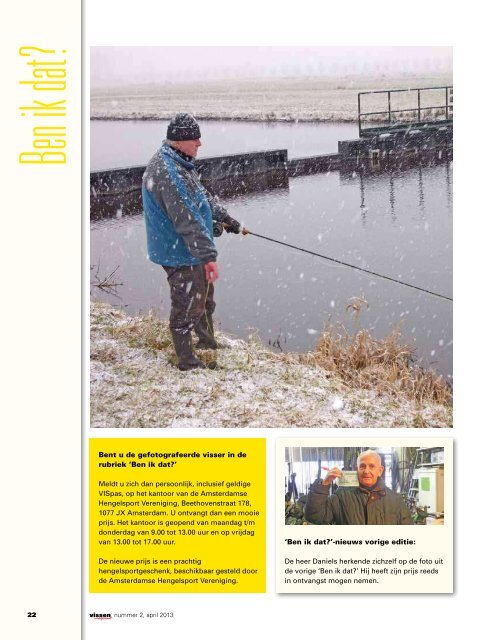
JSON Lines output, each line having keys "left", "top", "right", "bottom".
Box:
{"left": 142, "top": 113, "right": 241, "bottom": 370}
{"left": 305, "top": 450, "right": 413, "bottom": 525}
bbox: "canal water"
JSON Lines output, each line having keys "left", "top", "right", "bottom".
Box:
{"left": 90, "top": 121, "right": 452, "bottom": 379}
{"left": 90, "top": 119, "right": 358, "bottom": 170}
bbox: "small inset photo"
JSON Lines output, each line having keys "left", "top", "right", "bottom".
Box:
{"left": 285, "top": 445, "right": 445, "bottom": 526}
{"left": 277, "top": 438, "right": 452, "bottom": 593}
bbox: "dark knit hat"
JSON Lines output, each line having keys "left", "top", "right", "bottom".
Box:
{"left": 167, "top": 113, "right": 201, "bottom": 141}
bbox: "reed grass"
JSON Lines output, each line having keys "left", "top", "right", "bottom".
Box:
{"left": 299, "top": 324, "right": 451, "bottom": 406}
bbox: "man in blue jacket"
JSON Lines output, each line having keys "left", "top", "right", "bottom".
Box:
{"left": 142, "top": 113, "right": 241, "bottom": 371}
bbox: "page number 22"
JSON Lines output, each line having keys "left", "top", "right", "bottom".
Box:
{"left": 27, "top": 612, "right": 37, "bottom": 618}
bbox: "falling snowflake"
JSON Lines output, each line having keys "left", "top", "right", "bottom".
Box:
{"left": 332, "top": 397, "right": 344, "bottom": 410}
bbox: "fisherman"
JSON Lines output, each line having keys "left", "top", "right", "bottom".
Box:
{"left": 142, "top": 113, "right": 242, "bottom": 371}
{"left": 304, "top": 450, "right": 413, "bottom": 525}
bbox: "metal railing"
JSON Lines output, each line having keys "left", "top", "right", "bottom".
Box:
{"left": 358, "top": 86, "right": 453, "bottom": 137}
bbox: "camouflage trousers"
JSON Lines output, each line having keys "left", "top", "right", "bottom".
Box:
{"left": 163, "top": 264, "right": 215, "bottom": 338}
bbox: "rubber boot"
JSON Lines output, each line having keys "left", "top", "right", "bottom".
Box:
{"left": 194, "top": 312, "right": 219, "bottom": 350}
{"left": 171, "top": 333, "right": 206, "bottom": 371}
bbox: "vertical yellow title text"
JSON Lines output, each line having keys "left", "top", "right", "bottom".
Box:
{"left": 18, "top": 45, "right": 67, "bottom": 164}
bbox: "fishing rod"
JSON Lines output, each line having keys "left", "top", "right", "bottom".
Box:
{"left": 236, "top": 227, "right": 452, "bottom": 302}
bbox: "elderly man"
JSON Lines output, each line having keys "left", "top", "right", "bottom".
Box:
{"left": 142, "top": 113, "right": 242, "bottom": 371}
{"left": 305, "top": 450, "right": 413, "bottom": 525}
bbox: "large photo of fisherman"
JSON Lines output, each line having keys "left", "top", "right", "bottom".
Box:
{"left": 90, "top": 46, "right": 453, "bottom": 428}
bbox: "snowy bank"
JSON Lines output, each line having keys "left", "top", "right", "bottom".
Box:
{"left": 90, "top": 302, "right": 452, "bottom": 429}
{"left": 91, "top": 75, "right": 452, "bottom": 123}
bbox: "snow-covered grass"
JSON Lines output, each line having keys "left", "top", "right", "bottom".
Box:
{"left": 90, "top": 302, "right": 452, "bottom": 429}
{"left": 90, "top": 75, "right": 452, "bottom": 123}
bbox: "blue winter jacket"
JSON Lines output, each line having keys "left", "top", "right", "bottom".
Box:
{"left": 142, "top": 143, "right": 228, "bottom": 267}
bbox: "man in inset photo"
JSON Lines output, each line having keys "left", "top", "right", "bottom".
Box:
{"left": 305, "top": 450, "right": 413, "bottom": 525}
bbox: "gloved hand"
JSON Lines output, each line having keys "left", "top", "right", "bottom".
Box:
{"left": 204, "top": 261, "right": 219, "bottom": 283}
{"left": 224, "top": 215, "right": 241, "bottom": 234}
{"left": 213, "top": 220, "right": 224, "bottom": 237}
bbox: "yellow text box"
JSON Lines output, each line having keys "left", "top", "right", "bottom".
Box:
{"left": 89, "top": 438, "right": 266, "bottom": 593}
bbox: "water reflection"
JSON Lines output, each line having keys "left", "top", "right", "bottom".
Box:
{"left": 339, "top": 154, "right": 452, "bottom": 230}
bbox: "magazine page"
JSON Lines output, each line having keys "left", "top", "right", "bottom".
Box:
{"left": 87, "top": 34, "right": 459, "bottom": 636}
{"left": 3, "top": 2, "right": 478, "bottom": 639}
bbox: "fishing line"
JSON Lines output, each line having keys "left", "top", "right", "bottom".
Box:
{"left": 243, "top": 230, "right": 452, "bottom": 302}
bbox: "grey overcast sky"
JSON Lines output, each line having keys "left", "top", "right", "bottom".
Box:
{"left": 90, "top": 46, "right": 452, "bottom": 88}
